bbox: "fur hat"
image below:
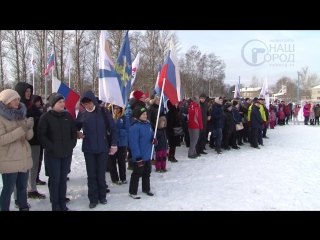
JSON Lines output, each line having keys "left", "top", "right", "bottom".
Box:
{"left": 192, "top": 96, "right": 200, "bottom": 105}
{"left": 133, "top": 90, "right": 144, "bottom": 100}
{"left": 133, "top": 106, "right": 147, "bottom": 119}
{"left": 0, "top": 89, "right": 21, "bottom": 105}
{"left": 48, "top": 92, "right": 64, "bottom": 107}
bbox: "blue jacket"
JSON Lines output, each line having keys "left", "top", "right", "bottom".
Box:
{"left": 251, "top": 105, "right": 264, "bottom": 129}
{"left": 211, "top": 100, "right": 225, "bottom": 129}
{"left": 107, "top": 104, "right": 130, "bottom": 147}
{"left": 75, "top": 90, "right": 119, "bottom": 154}
{"left": 129, "top": 119, "right": 154, "bottom": 162}
{"left": 232, "top": 106, "right": 241, "bottom": 124}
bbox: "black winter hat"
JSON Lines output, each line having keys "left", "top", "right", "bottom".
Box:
{"left": 199, "top": 93, "right": 206, "bottom": 98}
{"left": 232, "top": 100, "right": 238, "bottom": 106}
{"left": 48, "top": 92, "right": 64, "bottom": 107}
{"left": 133, "top": 106, "right": 147, "bottom": 119}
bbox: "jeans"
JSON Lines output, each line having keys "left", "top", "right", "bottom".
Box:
{"left": 45, "top": 155, "right": 72, "bottom": 211}
{"left": 214, "top": 128, "right": 223, "bottom": 148}
{"left": 0, "top": 171, "right": 29, "bottom": 211}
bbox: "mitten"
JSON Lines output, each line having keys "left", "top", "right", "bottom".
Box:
{"left": 152, "top": 138, "right": 158, "bottom": 145}
{"left": 26, "top": 117, "right": 34, "bottom": 129}
{"left": 109, "top": 146, "right": 117, "bottom": 155}
{"left": 136, "top": 157, "right": 143, "bottom": 167}
{"left": 19, "top": 122, "right": 29, "bottom": 132}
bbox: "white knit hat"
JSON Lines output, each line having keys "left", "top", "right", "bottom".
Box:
{"left": 0, "top": 89, "right": 21, "bottom": 105}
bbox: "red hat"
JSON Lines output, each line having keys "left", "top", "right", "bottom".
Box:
{"left": 133, "top": 90, "right": 144, "bottom": 100}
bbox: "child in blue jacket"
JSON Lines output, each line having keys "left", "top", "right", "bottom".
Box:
{"left": 128, "top": 106, "right": 156, "bottom": 199}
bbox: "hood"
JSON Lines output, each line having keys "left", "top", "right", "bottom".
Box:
{"left": 107, "top": 103, "right": 125, "bottom": 119}
{"left": 14, "top": 82, "right": 33, "bottom": 105}
{"left": 80, "top": 90, "right": 99, "bottom": 108}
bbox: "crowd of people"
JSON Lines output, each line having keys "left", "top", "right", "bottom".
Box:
{"left": 1, "top": 83, "right": 318, "bottom": 211}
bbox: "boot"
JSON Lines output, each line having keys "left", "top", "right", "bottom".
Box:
{"left": 161, "top": 157, "right": 167, "bottom": 172}
{"left": 19, "top": 207, "right": 29, "bottom": 211}
{"left": 155, "top": 158, "right": 162, "bottom": 172}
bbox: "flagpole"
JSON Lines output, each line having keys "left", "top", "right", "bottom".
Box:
{"left": 150, "top": 77, "right": 166, "bottom": 160}
{"left": 44, "top": 30, "right": 48, "bottom": 102}
{"left": 68, "top": 49, "right": 71, "bottom": 87}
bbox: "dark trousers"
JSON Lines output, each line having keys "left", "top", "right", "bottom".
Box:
{"left": 258, "top": 127, "right": 263, "bottom": 145}
{"left": 197, "top": 126, "right": 207, "bottom": 152}
{"left": 263, "top": 123, "right": 268, "bottom": 137}
{"left": 129, "top": 160, "right": 151, "bottom": 195}
{"left": 214, "top": 128, "right": 223, "bottom": 148}
{"left": 244, "top": 123, "right": 250, "bottom": 142}
{"left": 127, "top": 147, "right": 133, "bottom": 168}
{"left": 304, "top": 116, "right": 309, "bottom": 125}
{"left": 0, "top": 171, "right": 28, "bottom": 211}
{"left": 37, "top": 145, "right": 44, "bottom": 180}
{"left": 84, "top": 152, "right": 108, "bottom": 204}
{"left": 108, "top": 146, "right": 127, "bottom": 182}
{"left": 251, "top": 128, "right": 259, "bottom": 147}
{"left": 45, "top": 155, "right": 71, "bottom": 211}
{"left": 222, "top": 128, "right": 231, "bottom": 148}
{"left": 237, "top": 129, "right": 244, "bottom": 144}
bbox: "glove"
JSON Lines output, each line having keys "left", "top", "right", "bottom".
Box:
{"left": 19, "top": 122, "right": 29, "bottom": 132}
{"left": 26, "top": 117, "right": 34, "bottom": 129}
{"left": 247, "top": 121, "right": 251, "bottom": 126}
{"left": 152, "top": 138, "right": 158, "bottom": 145}
{"left": 136, "top": 157, "right": 143, "bottom": 167}
{"left": 109, "top": 146, "right": 117, "bottom": 155}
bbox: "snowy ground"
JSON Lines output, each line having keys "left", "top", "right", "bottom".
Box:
{"left": 1, "top": 120, "right": 320, "bottom": 211}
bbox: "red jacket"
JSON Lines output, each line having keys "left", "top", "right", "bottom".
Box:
{"left": 187, "top": 102, "right": 203, "bottom": 130}
{"left": 284, "top": 104, "right": 291, "bottom": 115}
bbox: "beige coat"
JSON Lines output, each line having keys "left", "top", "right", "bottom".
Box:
{"left": 0, "top": 115, "right": 33, "bottom": 174}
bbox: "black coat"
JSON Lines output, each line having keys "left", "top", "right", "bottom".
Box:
{"left": 223, "top": 108, "right": 236, "bottom": 133}
{"left": 37, "top": 110, "right": 77, "bottom": 158}
{"left": 166, "top": 100, "right": 181, "bottom": 147}
{"left": 251, "top": 105, "right": 264, "bottom": 129}
{"left": 155, "top": 128, "right": 168, "bottom": 152}
{"left": 148, "top": 103, "right": 164, "bottom": 131}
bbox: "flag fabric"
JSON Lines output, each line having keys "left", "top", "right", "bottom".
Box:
{"left": 30, "top": 51, "right": 35, "bottom": 74}
{"left": 44, "top": 51, "right": 54, "bottom": 76}
{"left": 234, "top": 82, "right": 240, "bottom": 98}
{"left": 154, "top": 64, "right": 168, "bottom": 114}
{"left": 98, "top": 30, "right": 124, "bottom": 108}
{"left": 52, "top": 76, "right": 80, "bottom": 120}
{"left": 169, "top": 38, "right": 182, "bottom": 102}
{"left": 114, "top": 30, "right": 132, "bottom": 108}
{"left": 157, "top": 50, "right": 179, "bottom": 106}
{"left": 131, "top": 52, "right": 140, "bottom": 86}
{"left": 64, "top": 51, "right": 71, "bottom": 76}
{"left": 260, "top": 77, "right": 270, "bottom": 110}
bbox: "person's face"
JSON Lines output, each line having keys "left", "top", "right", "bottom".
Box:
{"left": 34, "top": 100, "right": 41, "bottom": 108}
{"left": 140, "top": 95, "right": 146, "bottom": 102}
{"left": 83, "top": 101, "right": 94, "bottom": 111}
{"left": 25, "top": 88, "right": 32, "bottom": 100}
{"left": 139, "top": 111, "right": 147, "bottom": 121}
{"left": 159, "top": 121, "right": 165, "bottom": 128}
{"left": 219, "top": 99, "right": 223, "bottom": 104}
{"left": 113, "top": 105, "right": 121, "bottom": 114}
{"left": 8, "top": 98, "right": 20, "bottom": 109}
{"left": 200, "top": 97, "right": 206, "bottom": 102}
{"left": 155, "top": 98, "right": 160, "bottom": 105}
{"left": 53, "top": 99, "right": 65, "bottom": 112}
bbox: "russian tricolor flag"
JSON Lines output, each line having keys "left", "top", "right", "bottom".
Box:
{"left": 44, "top": 51, "right": 54, "bottom": 76}
{"left": 52, "top": 76, "right": 80, "bottom": 119}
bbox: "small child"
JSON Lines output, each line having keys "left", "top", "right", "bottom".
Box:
{"left": 277, "top": 107, "right": 285, "bottom": 126}
{"left": 269, "top": 109, "right": 276, "bottom": 129}
{"left": 128, "top": 106, "right": 156, "bottom": 199}
{"left": 154, "top": 116, "right": 168, "bottom": 173}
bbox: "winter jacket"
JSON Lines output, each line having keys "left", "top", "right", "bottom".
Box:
{"left": 293, "top": 106, "right": 301, "bottom": 116}
{"left": 129, "top": 119, "right": 154, "bottom": 162}
{"left": 75, "top": 90, "right": 119, "bottom": 154}
{"left": 247, "top": 104, "right": 266, "bottom": 122}
{"left": 37, "top": 108, "right": 77, "bottom": 158}
{"left": 314, "top": 105, "right": 320, "bottom": 117}
{"left": 107, "top": 104, "right": 130, "bottom": 147}
{"left": 0, "top": 102, "right": 33, "bottom": 173}
{"left": 232, "top": 106, "right": 241, "bottom": 124}
{"left": 188, "top": 102, "right": 203, "bottom": 130}
{"left": 154, "top": 127, "right": 168, "bottom": 152}
{"left": 284, "top": 105, "right": 291, "bottom": 115}
{"left": 147, "top": 103, "right": 164, "bottom": 131}
{"left": 278, "top": 109, "right": 285, "bottom": 120}
{"left": 250, "top": 104, "right": 264, "bottom": 129}
{"left": 166, "top": 100, "right": 182, "bottom": 147}
{"left": 211, "top": 97, "right": 225, "bottom": 129}
{"left": 269, "top": 111, "right": 276, "bottom": 121}
{"left": 223, "top": 107, "right": 236, "bottom": 133}
{"left": 303, "top": 104, "right": 310, "bottom": 117}
{"left": 199, "top": 100, "right": 209, "bottom": 128}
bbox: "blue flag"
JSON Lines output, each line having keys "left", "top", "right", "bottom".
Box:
{"left": 115, "top": 30, "right": 132, "bottom": 107}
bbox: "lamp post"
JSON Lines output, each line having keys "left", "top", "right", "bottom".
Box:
{"left": 297, "top": 71, "right": 300, "bottom": 104}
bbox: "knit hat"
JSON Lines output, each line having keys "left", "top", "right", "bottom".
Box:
{"left": 232, "top": 100, "right": 238, "bottom": 106}
{"left": 0, "top": 89, "right": 21, "bottom": 105}
{"left": 199, "top": 93, "right": 206, "bottom": 98}
{"left": 225, "top": 103, "right": 232, "bottom": 109}
{"left": 192, "top": 96, "right": 200, "bottom": 105}
{"left": 133, "top": 106, "right": 147, "bottom": 119}
{"left": 133, "top": 90, "right": 144, "bottom": 100}
{"left": 48, "top": 92, "right": 64, "bottom": 107}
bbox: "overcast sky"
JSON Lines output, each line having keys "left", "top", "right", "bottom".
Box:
{"left": 176, "top": 30, "right": 320, "bottom": 87}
